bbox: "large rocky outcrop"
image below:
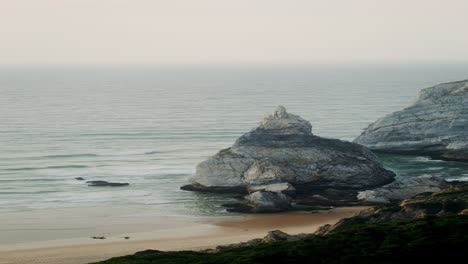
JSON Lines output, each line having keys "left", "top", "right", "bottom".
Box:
{"left": 182, "top": 106, "right": 395, "bottom": 212}
{"left": 355, "top": 80, "right": 468, "bottom": 161}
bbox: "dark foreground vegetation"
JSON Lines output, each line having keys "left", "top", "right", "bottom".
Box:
{"left": 95, "top": 184, "right": 468, "bottom": 264}
{"left": 95, "top": 215, "right": 467, "bottom": 264}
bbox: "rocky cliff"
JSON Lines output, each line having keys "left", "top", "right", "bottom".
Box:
{"left": 355, "top": 80, "right": 468, "bottom": 161}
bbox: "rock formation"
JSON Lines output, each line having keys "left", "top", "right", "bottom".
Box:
{"left": 182, "top": 106, "right": 395, "bottom": 212}
{"left": 357, "top": 175, "right": 449, "bottom": 203}
{"left": 355, "top": 80, "right": 468, "bottom": 161}
{"left": 213, "top": 230, "right": 310, "bottom": 252}
{"left": 317, "top": 182, "right": 468, "bottom": 235}
{"left": 245, "top": 191, "right": 292, "bottom": 213}
{"left": 87, "top": 180, "right": 129, "bottom": 187}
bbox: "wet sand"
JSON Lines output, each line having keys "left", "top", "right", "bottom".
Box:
{"left": 0, "top": 207, "right": 367, "bottom": 264}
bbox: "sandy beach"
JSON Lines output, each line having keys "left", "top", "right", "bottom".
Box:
{"left": 0, "top": 207, "right": 366, "bottom": 264}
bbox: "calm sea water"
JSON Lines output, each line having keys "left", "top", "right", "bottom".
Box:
{"left": 1, "top": 64, "right": 468, "bottom": 217}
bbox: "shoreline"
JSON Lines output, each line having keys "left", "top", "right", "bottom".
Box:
{"left": 0, "top": 206, "right": 367, "bottom": 264}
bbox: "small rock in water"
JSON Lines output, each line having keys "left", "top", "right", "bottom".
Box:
{"left": 75, "top": 177, "right": 85, "bottom": 181}
{"left": 86, "top": 180, "right": 129, "bottom": 187}
{"left": 124, "top": 236, "right": 130, "bottom": 240}
{"left": 92, "top": 236, "right": 106, "bottom": 240}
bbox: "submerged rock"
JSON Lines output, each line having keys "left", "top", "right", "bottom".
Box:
{"left": 87, "top": 180, "right": 129, "bottom": 187}
{"left": 182, "top": 106, "right": 395, "bottom": 212}
{"left": 355, "top": 80, "right": 468, "bottom": 161}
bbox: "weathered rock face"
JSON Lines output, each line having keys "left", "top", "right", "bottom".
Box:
{"left": 256, "top": 105, "right": 312, "bottom": 135}
{"left": 182, "top": 106, "right": 395, "bottom": 212}
{"left": 187, "top": 106, "right": 394, "bottom": 192}
{"left": 246, "top": 191, "right": 292, "bottom": 213}
{"left": 247, "top": 182, "right": 296, "bottom": 196}
{"left": 355, "top": 80, "right": 468, "bottom": 161}
{"left": 317, "top": 183, "right": 468, "bottom": 235}
{"left": 357, "top": 175, "right": 449, "bottom": 203}
{"left": 213, "top": 230, "right": 310, "bottom": 252}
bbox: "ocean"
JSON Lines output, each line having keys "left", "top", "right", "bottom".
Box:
{"left": 1, "top": 64, "right": 468, "bottom": 243}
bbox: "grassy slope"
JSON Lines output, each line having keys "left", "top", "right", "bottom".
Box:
{"left": 94, "top": 215, "right": 468, "bottom": 264}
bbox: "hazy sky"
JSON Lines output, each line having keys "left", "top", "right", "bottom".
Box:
{"left": 1, "top": 0, "right": 468, "bottom": 65}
